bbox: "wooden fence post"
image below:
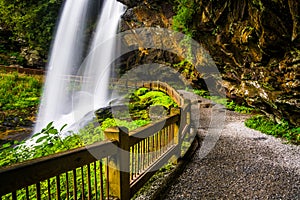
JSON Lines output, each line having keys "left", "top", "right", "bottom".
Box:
{"left": 104, "top": 127, "right": 130, "bottom": 200}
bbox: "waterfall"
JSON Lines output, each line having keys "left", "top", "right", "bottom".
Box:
{"left": 34, "top": 0, "right": 126, "bottom": 133}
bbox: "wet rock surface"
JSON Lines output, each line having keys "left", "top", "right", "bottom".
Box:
{"left": 0, "top": 108, "right": 36, "bottom": 144}
{"left": 118, "top": 0, "right": 300, "bottom": 126}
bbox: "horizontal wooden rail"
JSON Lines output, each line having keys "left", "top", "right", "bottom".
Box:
{"left": 0, "top": 140, "right": 118, "bottom": 197}
{"left": 0, "top": 65, "right": 45, "bottom": 75}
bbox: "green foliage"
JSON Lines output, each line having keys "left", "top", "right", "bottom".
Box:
{"left": 173, "top": 59, "right": 196, "bottom": 78}
{"left": 0, "top": 0, "right": 62, "bottom": 66}
{"left": 172, "top": 0, "right": 196, "bottom": 36}
{"left": 101, "top": 118, "right": 150, "bottom": 132}
{"left": 245, "top": 115, "right": 300, "bottom": 144}
{"left": 134, "top": 87, "right": 148, "bottom": 96}
{"left": 0, "top": 116, "right": 150, "bottom": 168}
{"left": 0, "top": 122, "right": 74, "bottom": 167}
{"left": 172, "top": 0, "right": 197, "bottom": 62}
{"left": 128, "top": 88, "right": 178, "bottom": 120}
{"left": 75, "top": 122, "right": 104, "bottom": 145}
{"left": 1, "top": 121, "right": 107, "bottom": 198}
{"left": 0, "top": 86, "right": 177, "bottom": 169}
{"left": 193, "top": 89, "right": 209, "bottom": 97}
{"left": 226, "top": 101, "right": 256, "bottom": 114}
{"left": 192, "top": 89, "right": 255, "bottom": 114}
{"left": 0, "top": 71, "right": 43, "bottom": 110}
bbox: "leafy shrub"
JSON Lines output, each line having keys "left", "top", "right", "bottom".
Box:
{"left": 0, "top": 116, "right": 150, "bottom": 168}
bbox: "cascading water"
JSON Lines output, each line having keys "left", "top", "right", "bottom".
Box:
{"left": 34, "top": 0, "right": 126, "bottom": 134}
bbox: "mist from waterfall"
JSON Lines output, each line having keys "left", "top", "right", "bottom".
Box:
{"left": 34, "top": 0, "right": 126, "bottom": 133}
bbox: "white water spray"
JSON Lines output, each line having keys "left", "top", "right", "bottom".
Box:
{"left": 34, "top": 0, "right": 126, "bottom": 133}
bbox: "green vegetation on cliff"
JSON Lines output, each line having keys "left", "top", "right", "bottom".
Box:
{"left": 0, "top": 0, "right": 62, "bottom": 67}
{"left": 171, "top": 0, "right": 300, "bottom": 127}
{"left": 172, "top": 0, "right": 196, "bottom": 37}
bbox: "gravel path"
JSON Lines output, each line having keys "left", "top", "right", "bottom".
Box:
{"left": 163, "top": 110, "right": 300, "bottom": 199}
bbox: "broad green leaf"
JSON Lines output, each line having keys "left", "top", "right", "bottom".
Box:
{"left": 48, "top": 128, "right": 58, "bottom": 134}
{"left": 36, "top": 135, "right": 49, "bottom": 143}
{"left": 46, "top": 122, "right": 54, "bottom": 130}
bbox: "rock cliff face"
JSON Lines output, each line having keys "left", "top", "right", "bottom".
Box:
{"left": 118, "top": 0, "right": 300, "bottom": 126}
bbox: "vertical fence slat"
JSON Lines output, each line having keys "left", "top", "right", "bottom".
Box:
{"left": 147, "top": 137, "right": 150, "bottom": 168}
{"left": 93, "top": 162, "right": 97, "bottom": 200}
{"left": 36, "top": 183, "right": 41, "bottom": 200}
{"left": 87, "top": 164, "right": 92, "bottom": 200}
{"left": 81, "top": 167, "right": 85, "bottom": 200}
{"left": 135, "top": 144, "right": 138, "bottom": 178}
{"left": 137, "top": 143, "right": 140, "bottom": 175}
{"left": 26, "top": 186, "right": 30, "bottom": 200}
{"left": 56, "top": 175, "right": 60, "bottom": 200}
{"left": 162, "top": 129, "right": 165, "bottom": 153}
{"left": 104, "top": 127, "right": 130, "bottom": 199}
{"left": 99, "top": 161, "right": 104, "bottom": 200}
{"left": 130, "top": 146, "right": 134, "bottom": 181}
{"left": 73, "top": 169, "right": 77, "bottom": 200}
{"left": 12, "top": 191, "right": 17, "bottom": 200}
{"left": 66, "top": 172, "right": 70, "bottom": 200}
{"left": 47, "top": 179, "right": 51, "bottom": 200}
{"left": 156, "top": 133, "right": 159, "bottom": 159}
{"left": 106, "top": 159, "right": 109, "bottom": 200}
{"left": 152, "top": 135, "right": 155, "bottom": 162}
{"left": 142, "top": 139, "right": 145, "bottom": 172}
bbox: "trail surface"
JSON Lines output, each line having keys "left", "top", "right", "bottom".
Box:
{"left": 164, "top": 110, "right": 300, "bottom": 199}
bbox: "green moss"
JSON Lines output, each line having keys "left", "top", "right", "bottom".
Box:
{"left": 128, "top": 88, "right": 178, "bottom": 120}
{"left": 226, "top": 101, "right": 256, "bottom": 114}
{"left": 139, "top": 91, "right": 177, "bottom": 109}
{"left": 245, "top": 115, "right": 300, "bottom": 144}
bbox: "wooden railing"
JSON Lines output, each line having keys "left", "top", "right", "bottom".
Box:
{"left": 0, "top": 141, "right": 117, "bottom": 200}
{"left": 0, "top": 82, "right": 194, "bottom": 200}
{"left": 0, "top": 65, "right": 44, "bottom": 75}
